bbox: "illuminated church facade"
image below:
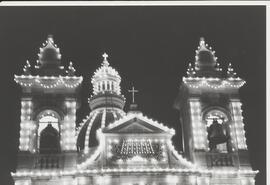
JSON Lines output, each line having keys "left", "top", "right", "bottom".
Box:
{"left": 12, "top": 35, "right": 258, "bottom": 185}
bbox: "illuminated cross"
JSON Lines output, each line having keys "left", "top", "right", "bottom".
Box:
{"left": 128, "top": 86, "right": 139, "bottom": 104}
{"left": 102, "top": 53, "right": 108, "bottom": 61}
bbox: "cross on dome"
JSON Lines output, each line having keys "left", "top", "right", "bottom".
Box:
{"left": 102, "top": 52, "right": 109, "bottom": 66}
{"left": 103, "top": 53, "right": 108, "bottom": 61}
{"left": 128, "top": 86, "right": 139, "bottom": 104}
{"left": 91, "top": 53, "right": 121, "bottom": 95}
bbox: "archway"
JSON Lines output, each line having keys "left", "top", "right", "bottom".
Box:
{"left": 204, "top": 109, "right": 230, "bottom": 153}
{"left": 39, "top": 123, "right": 60, "bottom": 154}
{"left": 37, "top": 110, "right": 61, "bottom": 153}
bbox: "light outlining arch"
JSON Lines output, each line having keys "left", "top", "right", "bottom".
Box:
{"left": 201, "top": 106, "right": 233, "bottom": 152}
{"left": 33, "top": 106, "right": 64, "bottom": 121}
{"left": 35, "top": 109, "right": 62, "bottom": 152}
{"left": 202, "top": 106, "right": 231, "bottom": 125}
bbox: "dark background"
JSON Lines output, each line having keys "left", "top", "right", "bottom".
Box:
{"left": 0, "top": 6, "right": 266, "bottom": 185}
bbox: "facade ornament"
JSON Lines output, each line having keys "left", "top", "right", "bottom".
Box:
{"left": 102, "top": 52, "right": 109, "bottom": 66}
{"left": 128, "top": 86, "right": 139, "bottom": 104}
{"left": 186, "top": 62, "right": 196, "bottom": 77}
{"left": 66, "top": 61, "right": 76, "bottom": 76}
{"left": 23, "top": 60, "right": 31, "bottom": 75}
{"left": 227, "top": 63, "right": 237, "bottom": 78}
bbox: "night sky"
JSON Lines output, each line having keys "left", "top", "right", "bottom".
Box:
{"left": 0, "top": 6, "right": 265, "bottom": 185}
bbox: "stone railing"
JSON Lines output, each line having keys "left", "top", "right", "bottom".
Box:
{"left": 34, "top": 154, "right": 64, "bottom": 169}
{"left": 207, "top": 152, "right": 235, "bottom": 167}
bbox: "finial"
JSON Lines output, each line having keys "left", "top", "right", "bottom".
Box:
{"left": 103, "top": 53, "right": 108, "bottom": 61}
{"left": 102, "top": 52, "right": 109, "bottom": 66}
{"left": 47, "top": 34, "right": 54, "bottom": 43}
{"left": 187, "top": 62, "right": 195, "bottom": 77}
{"left": 66, "top": 61, "right": 76, "bottom": 76}
{"left": 128, "top": 86, "right": 139, "bottom": 104}
{"left": 35, "top": 59, "right": 41, "bottom": 69}
{"left": 199, "top": 37, "right": 205, "bottom": 46}
{"left": 23, "top": 60, "right": 31, "bottom": 75}
{"left": 227, "top": 62, "right": 237, "bottom": 78}
{"left": 26, "top": 60, "right": 30, "bottom": 67}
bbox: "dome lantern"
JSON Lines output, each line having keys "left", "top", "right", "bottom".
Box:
{"left": 91, "top": 53, "right": 121, "bottom": 96}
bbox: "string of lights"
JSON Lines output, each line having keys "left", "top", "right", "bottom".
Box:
{"left": 14, "top": 75, "right": 83, "bottom": 89}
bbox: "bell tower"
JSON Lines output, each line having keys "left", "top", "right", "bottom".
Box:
{"left": 14, "top": 35, "right": 82, "bottom": 172}
{"left": 174, "top": 38, "right": 256, "bottom": 184}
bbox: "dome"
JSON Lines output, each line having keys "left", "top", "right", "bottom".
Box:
{"left": 77, "top": 53, "right": 126, "bottom": 153}
{"left": 76, "top": 107, "right": 125, "bottom": 152}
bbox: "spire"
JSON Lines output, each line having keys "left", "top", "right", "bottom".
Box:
{"left": 193, "top": 37, "right": 220, "bottom": 77}
{"left": 37, "top": 34, "right": 62, "bottom": 64}
{"left": 227, "top": 63, "right": 237, "bottom": 78}
{"left": 34, "top": 35, "right": 65, "bottom": 75}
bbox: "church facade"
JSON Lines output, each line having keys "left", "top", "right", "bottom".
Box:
{"left": 12, "top": 35, "right": 258, "bottom": 185}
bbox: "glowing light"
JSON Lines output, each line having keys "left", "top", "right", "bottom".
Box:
{"left": 189, "top": 100, "right": 207, "bottom": 149}
{"left": 12, "top": 168, "right": 258, "bottom": 178}
{"left": 19, "top": 99, "right": 34, "bottom": 151}
{"left": 84, "top": 111, "right": 99, "bottom": 154}
{"left": 14, "top": 75, "right": 83, "bottom": 89}
{"left": 91, "top": 53, "right": 121, "bottom": 95}
{"left": 230, "top": 100, "right": 248, "bottom": 150}
{"left": 183, "top": 76, "right": 245, "bottom": 89}
{"left": 106, "top": 112, "right": 175, "bottom": 135}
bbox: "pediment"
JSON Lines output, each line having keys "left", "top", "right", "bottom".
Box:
{"left": 117, "top": 121, "right": 156, "bottom": 133}
{"left": 105, "top": 117, "right": 167, "bottom": 134}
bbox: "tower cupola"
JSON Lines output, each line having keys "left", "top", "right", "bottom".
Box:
{"left": 35, "top": 34, "right": 65, "bottom": 75}
{"left": 194, "top": 37, "right": 222, "bottom": 77}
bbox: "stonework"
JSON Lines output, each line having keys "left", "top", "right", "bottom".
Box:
{"left": 13, "top": 36, "right": 257, "bottom": 185}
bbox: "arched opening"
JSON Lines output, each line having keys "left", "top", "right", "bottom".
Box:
{"left": 37, "top": 110, "right": 61, "bottom": 154}
{"left": 204, "top": 109, "right": 230, "bottom": 153}
{"left": 39, "top": 123, "right": 60, "bottom": 154}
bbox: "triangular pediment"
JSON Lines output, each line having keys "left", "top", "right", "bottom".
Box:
{"left": 104, "top": 115, "right": 173, "bottom": 134}
{"left": 115, "top": 121, "right": 158, "bottom": 133}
